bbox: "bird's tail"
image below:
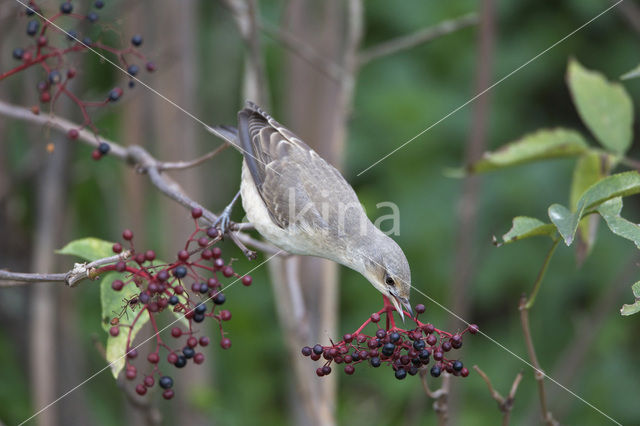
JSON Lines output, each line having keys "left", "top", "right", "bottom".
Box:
{"left": 205, "top": 124, "right": 239, "bottom": 147}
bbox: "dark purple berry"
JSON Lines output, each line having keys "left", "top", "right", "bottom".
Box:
{"left": 415, "top": 304, "right": 426, "bottom": 314}
{"left": 13, "top": 48, "right": 24, "bottom": 60}
{"left": 48, "top": 70, "right": 61, "bottom": 85}
{"left": 98, "top": 142, "right": 110, "bottom": 155}
{"left": 382, "top": 342, "right": 395, "bottom": 357}
{"left": 375, "top": 329, "right": 386, "bottom": 339}
{"left": 174, "top": 355, "right": 187, "bottom": 368}
{"left": 173, "top": 266, "right": 187, "bottom": 278}
{"left": 108, "top": 88, "right": 122, "bottom": 102}
{"left": 169, "top": 295, "right": 179, "bottom": 305}
{"left": 60, "top": 2, "right": 73, "bottom": 14}
{"left": 86, "top": 12, "right": 99, "bottom": 22}
{"left": 389, "top": 332, "right": 401, "bottom": 343}
{"left": 182, "top": 347, "right": 195, "bottom": 359}
{"left": 27, "top": 20, "right": 39, "bottom": 36}
{"left": 159, "top": 376, "right": 173, "bottom": 389}
{"left": 430, "top": 365, "right": 441, "bottom": 377}
{"left": 413, "top": 340, "right": 426, "bottom": 351}
{"left": 131, "top": 34, "right": 143, "bottom": 46}
{"left": 395, "top": 368, "right": 407, "bottom": 380}
{"left": 344, "top": 365, "right": 355, "bottom": 375}
{"left": 301, "top": 346, "right": 312, "bottom": 356}
{"left": 452, "top": 360, "right": 463, "bottom": 372}
{"left": 94, "top": 0, "right": 104, "bottom": 8}
{"left": 213, "top": 293, "right": 226, "bottom": 305}
{"left": 370, "top": 356, "right": 381, "bottom": 367}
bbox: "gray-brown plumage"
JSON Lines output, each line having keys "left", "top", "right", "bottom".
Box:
{"left": 209, "top": 102, "right": 412, "bottom": 317}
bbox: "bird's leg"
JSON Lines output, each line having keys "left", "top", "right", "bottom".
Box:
{"left": 214, "top": 190, "right": 241, "bottom": 235}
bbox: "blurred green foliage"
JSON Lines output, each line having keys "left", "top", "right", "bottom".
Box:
{"left": 2, "top": 0, "right": 640, "bottom": 425}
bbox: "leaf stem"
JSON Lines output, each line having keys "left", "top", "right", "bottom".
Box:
{"left": 524, "top": 238, "right": 559, "bottom": 309}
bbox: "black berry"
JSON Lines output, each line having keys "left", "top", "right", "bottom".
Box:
{"left": 13, "top": 48, "right": 24, "bottom": 60}
{"left": 182, "top": 347, "right": 195, "bottom": 359}
{"left": 173, "top": 266, "right": 187, "bottom": 278}
{"left": 174, "top": 355, "right": 187, "bottom": 368}
{"left": 86, "top": 12, "right": 99, "bottom": 22}
{"left": 213, "top": 293, "right": 226, "bottom": 305}
{"left": 27, "top": 20, "right": 39, "bottom": 36}
{"left": 430, "top": 365, "right": 441, "bottom": 377}
{"left": 60, "top": 2, "right": 73, "bottom": 14}
{"left": 395, "top": 368, "right": 407, "bottom": 380}
{"left": 370, "top": 357, "right": 381, "bottom": 367}
{"left": 94, "top": 0, "right": 104, "bottom": 8}
{"left": 98, "top": 142, "right": 110, "bottom": 155}
{"left": 127, "top": 64, "right": 139, "bottom": 76}
{"left": 452, "top": 360, "right": 463, "bottom": 372}
{"left": 131, "top": 34, "right": 143, "bottom": 46}
{"left": 159, "top": 376, "right": 173, "bottom": 389}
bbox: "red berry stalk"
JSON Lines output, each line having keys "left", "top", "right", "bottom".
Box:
{"left": 302, "top": 297, "right": 479, "bottom": 380}
{"left": 1, "top": 1, "right": 156, "bottom": 159}
{"left": 100, "top": 208, "right": 254, "bottom": 399}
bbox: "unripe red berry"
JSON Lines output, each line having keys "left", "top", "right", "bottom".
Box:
{"left": 370, "top": 313, "right": 381, "bottom": 323}
{"left": 145, "top": 61, "right": 156, "bottom": 72}
{"left": 145, "top": 250, "right": 156, "bottom": 261}
{"left": 187, "top": 336, "right": 198, "bottom": 348}
{"left": 116, "top": 261, "right": 126, "bottom": 272}
{"left": 202, "top": 249, "right": 213, "bottom": 260}
{"left": 147, "top": 353, "right": 159, "bottom": 364}
{"left": 197, "top": 237, "right": 208, "bottom": 247}
{"left": 426, "top": 335, "right": 437, "bottom": 346}
{"left": 199, "top": 336, "right": 210, "bottom": 347}
{"left": 40, "top": 92, "right": 51, "bottom": 103}
{"left": 171, "top": 327, "right": 182, "bottom": 338}
{"left": 135, "top": 253, "right": 145, "bottom": 264}
{"left": 461, "top": 367, "right": 469, "bottom": 377}
{"left": 220, "top": 310, "right": 232, "bottom": 321}
{"left": 212, "top": 247, "right": 222, "bottom": 258}
{"left": 222, "top": 266, "right": 234, "bottom": 277}
{"left": 67, "top": 68, "right": 76, "bottom": 79}
{"left": 344, "top": 365, "right": 355, "bottom": 375}
{"left": 144, "top": 375, "right": 155, "bottom": 387}
{"left": 37, "top": 36, "right": 47, "bottom": 47}
{"left": 316, "top": 368, "right": 324, "bottom": 377}
{"left": 91, "top": 150, "right": 102, "bottom": 160}
{"left": 468, "top": 324, "right": 479, "bottom": 335}
{"left": 162, "top": 389, "right": 174, "bottom": 400}
{"left": 241, "top": 275, "right": 252, "bottom": 286}
{"left": 213, "top": 258, "right": 225, "bottom": 270}
{"left": 178, "top": 250, "right": 189, "bottom": 261}
{"left": 194, "top": 353, "right": 205, "bottom": 364}
{"left": 109, "top": 326, "right": 119, "bottom": 337}
{"left": 220, "top": 338, "right": 231, "bottom": 349}
{"left": 167, "top": 353, "right": 178, "bottom": 364}
{"left": 67, "top": 128, "right": 79, "bottom": 140}
{"left": 191, "top": 207, "right": 203, "bottom": 218}
{"left": 135, "top": 384, "right": 146, "bottom": 395}
{"left": 343, "top": 334, "right": 353, "bottom": 343}
{"left": 127, "top": 349, "right": 138, "bottom": 359}
{"left": 122, "top": 229, "right": 133, "bottom": 240}
{"left": 111, "top": 280, "right": 124, "bottom": 291}
{"left": 125, "top": 367, "right": 137, "bottom": 380}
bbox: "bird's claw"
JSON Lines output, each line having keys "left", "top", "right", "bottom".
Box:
{"left": 213, "top": 208, "right": 233, "bottom": 235}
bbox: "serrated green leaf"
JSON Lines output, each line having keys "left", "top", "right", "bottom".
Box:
{"left": 501, "top": 216, "right": 556, "bottom": 245}
{"left": 549, "top": 171, "right": 640, "bottom": 246}
{"left": 57, "top": 237, "right": 114, "bottom": 261}
{"left": 467, "top": 128, "right": 588, "bottom": 173}
{"left": 597, "top": 198, "right": 640, "bottom": 249}
{"left": 567, "top": 59, "right": 633, "bottom": 154}
{"left": 621, "top": 64, "right": 640, "bottom": 81}
{"left": 620, "top": 281, "right": 640, "bottom": 316}
{"left": 570, "top": 152, "right": 605, "bottom": 265}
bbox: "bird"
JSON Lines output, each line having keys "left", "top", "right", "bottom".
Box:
{"left": 208, "top": 101, "right": 413, "bottom": 318}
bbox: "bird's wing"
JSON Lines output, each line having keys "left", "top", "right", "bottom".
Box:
{"left": 238, "top": 102, "right": 362, "bottom": 232}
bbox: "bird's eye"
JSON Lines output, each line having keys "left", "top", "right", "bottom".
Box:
{"left": 385, "top": 274, "right": 395, "bottom": 286}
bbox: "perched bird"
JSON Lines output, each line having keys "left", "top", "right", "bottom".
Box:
{"left": 209, "top": 102, "right": 412, "bottom": 317}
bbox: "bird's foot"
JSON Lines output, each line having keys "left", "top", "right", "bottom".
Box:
{"left": 213, "top": 208, "right": 232, "bottom": 235}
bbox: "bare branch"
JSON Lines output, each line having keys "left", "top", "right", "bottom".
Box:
{"left": 0, "top": 251, "right": 132, "bottom": 287}
{"left": 420, "top": 370, "right": 450, "bottom": 425}
{"left": 158, "top": 143, "right": 230, "bottom": 171}
{"left": 473, "top": 365, "right": 523, "bottom": 426}
{"left": 358, "top": 12, "right": 478, "bottom": 65}
{"left": 0, "top": 99, "right": 281, "bottom": 256}
{"left": 519, "top": 296, "right": 558, "bottom": 426}
{"left": 260, "top": 21, "right": 346, "bottom": 82}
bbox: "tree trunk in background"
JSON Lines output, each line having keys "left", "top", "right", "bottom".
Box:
{"left": 447, "top": 0, "right": 495, "bottom": 422}
{"left": 29, "top": 134, "right": 72, "bottom": 426}
{"left": 264, "top": 1, "right": 362, "bottom": 424}
{"left": 151, "top": 1, "right": 209, "bottom": 424}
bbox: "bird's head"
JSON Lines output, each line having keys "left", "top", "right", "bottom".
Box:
{"left": 360, "top": 234, "right": 412, "bottom": 321}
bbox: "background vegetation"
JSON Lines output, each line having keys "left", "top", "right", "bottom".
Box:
{"left": 1, "top": 0, "right": 639, "bottom": 425}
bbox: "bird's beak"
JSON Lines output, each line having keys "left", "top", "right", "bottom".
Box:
{"left": 389, "top": 292, "right": 413, "bottom": 322}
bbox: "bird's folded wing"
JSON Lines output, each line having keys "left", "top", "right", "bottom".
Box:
{"left": 240, "top": 102, "right": 361, "bottom": 233}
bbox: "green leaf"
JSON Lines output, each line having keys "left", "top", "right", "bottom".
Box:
{"left": 467, "top": 128, "right": 588, "bottom": 173}
{"left": 549, "top": 171, "right": 640, "bottom": 246}
{"left": 105, "top": 303, "right": 148, "bottom": 378}
{"left": 597, "top": 198, "right": 640, "bottom": 249}
{"left": 500, "top": 216, "right": 556, "bottom": 245}
{"left": 621, "top": 64, "right": 640, "bottom": 81}
{"left": 570, "top": 152, "right": 606, "bottom": 264}
{"left": 620, "top": 282, "right": 640, "bottom": 316}
{"left": 57, "top": 237, "right": 114, "bottom": 261}
{"left": 567, "top": 58, "right": 634, "bottom": 154}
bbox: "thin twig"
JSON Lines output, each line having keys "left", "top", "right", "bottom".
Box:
{"left": 0, "top": 250, "right": 132, "bottom": 287}
{"left": 473, "top": 365, "right": 523, "bottom": 426}
{"left": 0, "top": 99, "right": 280, "bottom": 256}
{"left": 260, "top": 21, "right": 346, "bottom": 82}
{"left": 358, "top": 12, "right": 478, "bottom": 65}
{"left": 158, "top": 143, "right": 230, "bottom": 171}
{"left": 420, "top": 369, "right": 450, "bottom": 426}
{"left": 519, "top": 295, "right": 558, "bottom": 426}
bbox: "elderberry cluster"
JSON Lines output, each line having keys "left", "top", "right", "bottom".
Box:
{"left": 2, "top": 1, "right": 156, "bottom": 158}
{"left": 103, "top": 207, "right": 253, "bottom": 399}
{"left": 302, "top": 303, "right": 478, "bottom": 380}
